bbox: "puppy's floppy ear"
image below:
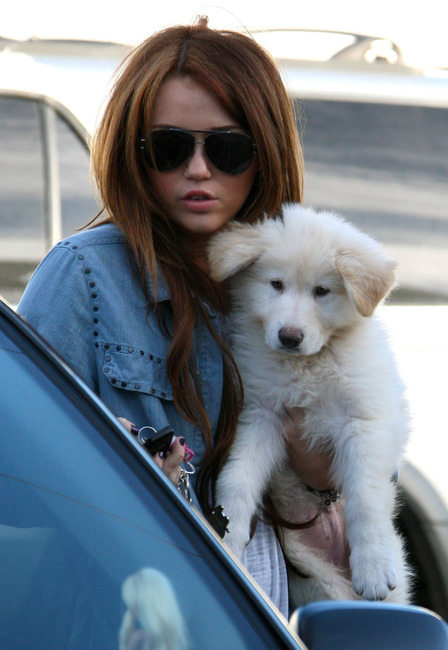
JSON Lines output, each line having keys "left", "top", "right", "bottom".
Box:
{"left": 207, "top": 221, "right": 267, "bottom": 281}
{"left": 336, "top": 246, "right": 397, "bottom": 317}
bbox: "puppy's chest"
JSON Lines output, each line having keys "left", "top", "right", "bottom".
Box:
{"left": 282, "top": 357, "right": 340, "bottom": 407}
{"left": 245, "top": 353, "right": 341, "bottom": 410}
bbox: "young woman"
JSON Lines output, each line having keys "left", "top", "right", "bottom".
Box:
{"left": 18, "top": 18, "right": 340, "bottom": 617}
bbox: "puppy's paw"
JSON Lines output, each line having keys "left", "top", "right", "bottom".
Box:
{"left": 351, "top": 548, "right": 397, "bottom": 601}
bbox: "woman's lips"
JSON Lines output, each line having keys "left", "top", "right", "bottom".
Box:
{"left": 181, "top": 190, "right": 217, "bottom": 212}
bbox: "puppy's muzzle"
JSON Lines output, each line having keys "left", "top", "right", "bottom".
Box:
{"left": 278, "top": 326, "right": 304, "bottom": 349}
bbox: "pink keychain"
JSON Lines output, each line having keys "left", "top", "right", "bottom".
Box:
{"left": 183, "top": 442, "right": 195, "bottom": 463}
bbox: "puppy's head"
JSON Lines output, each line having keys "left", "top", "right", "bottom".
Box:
{"left": 208, "top": 205, "right": 397, "bottom": 356}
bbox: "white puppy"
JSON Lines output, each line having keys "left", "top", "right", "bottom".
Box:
{"left": 208, "top": 204, "right": 411, "bottom": 605}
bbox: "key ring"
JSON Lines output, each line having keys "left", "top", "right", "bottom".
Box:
{"left": 129, "top": 422, "right": 195, "bottom": 502}
{"left": 137, "top": 425, "right": 157, "bottom": 446}
{"left": 180, "top": 459, "right": 195, "bottom": 474}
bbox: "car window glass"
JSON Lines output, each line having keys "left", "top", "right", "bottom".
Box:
{"left": 0, "top": 322, "right": 290, "bottom": 649}
{"left": 0, "top": 97, "right": 45, "bottom": 306}
{"left": 0, "top": 95, "right": 99, "bottom": 306}
{"left": 0, "top": 96, "right": 45, "bottom": 232}
{"left": 299, "top": 100, "right": 448, "bottom": 305}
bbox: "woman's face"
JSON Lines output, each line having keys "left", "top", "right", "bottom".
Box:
{"left": 146, "top": 76, "right": 257, "bottom": 250}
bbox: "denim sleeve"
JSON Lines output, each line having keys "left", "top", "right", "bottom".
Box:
{"left": 18, "top": 245, "right": 98, "bottom": 391}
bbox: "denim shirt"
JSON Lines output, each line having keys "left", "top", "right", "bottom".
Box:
{"left": 18, "top": 224, "right": 224, "bottom": 478}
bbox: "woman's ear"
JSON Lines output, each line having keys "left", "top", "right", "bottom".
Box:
{"left": 336, "top": 248, "right": 397, "bottom": 317}
{"left": 207, "top": 221, "right": 267, "bottom": 281}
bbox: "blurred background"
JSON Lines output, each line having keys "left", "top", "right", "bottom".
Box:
{"left": 3, "top": 0, "right": 448, "bottom": 69}
{"left": 1, "top": 0, "right": 447, "bottom": 304}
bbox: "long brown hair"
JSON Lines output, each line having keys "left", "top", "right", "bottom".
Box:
{"left": 91, "top": 17, "right": 304, "bottom": 512}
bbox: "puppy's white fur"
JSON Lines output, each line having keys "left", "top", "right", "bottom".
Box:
{"left": 208, "top": 204, "right": 411, "bottom": 606}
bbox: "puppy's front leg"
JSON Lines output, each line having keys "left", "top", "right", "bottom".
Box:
{"left": 216, "top": 407, "right": 286, "bottom": 560}
{"left": 333, "top": 420, "right": 400, "bottom": 601}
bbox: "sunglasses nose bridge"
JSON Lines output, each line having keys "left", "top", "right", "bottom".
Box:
{"left": 191, "top": 134, "right": 222, "bottom": 165}
{"left": 184, "top": 138, "right": 213, "bottom": 177}
{"left": 189, "top": 140, "right": 209, "bottom": 161}
{"left": 183, "top": 134, "right": 206, "bottom": 159}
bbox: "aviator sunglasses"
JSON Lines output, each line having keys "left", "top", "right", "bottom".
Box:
{"left": 139, "top": 127, "right": 257, "bottom": 175}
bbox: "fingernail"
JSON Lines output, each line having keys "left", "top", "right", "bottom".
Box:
{"left": 158, "top": 451, "right": 165, "bottom": 459}
{"left": 178, "top": 437, "right": 186, "bottom": 446}
{"left": 130, "top": 424, "right": 139, "bottom": 435}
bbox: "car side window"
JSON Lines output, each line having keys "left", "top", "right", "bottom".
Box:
{"left": 0, "top": 95, "right": 99, "bottom": 305}
{"left": 299, "top": 100, "right": 448, "bottom": 305}
{"left": 0, "top": 95, "right": 46, "bottom": 243}
{"left": 0, "top": 315, "right": 293, "bottom": 649}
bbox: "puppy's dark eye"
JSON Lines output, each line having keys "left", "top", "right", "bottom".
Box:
{"left": 271, "top": 279, "right": 284, "bottom": 291}
{"left": 314, "top": 286, "right": 330, "bottom": 297}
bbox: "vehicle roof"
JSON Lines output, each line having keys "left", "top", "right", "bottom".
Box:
{"left": 2, "top": 32, "right": 447, "bottom": 137}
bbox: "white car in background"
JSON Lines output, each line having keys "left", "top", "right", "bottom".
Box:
{"left": 1, "top": 29, "right": 448, "bottom": 622}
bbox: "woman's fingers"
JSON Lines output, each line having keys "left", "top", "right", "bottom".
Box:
{"left": 159, "top": 437, "right": 185, "bottom": 484}
{"left": 118, "top": 416, "right": 134, "bottom": 433}
{"left": 117, "top": 418, "right": 186, "bottom": 486}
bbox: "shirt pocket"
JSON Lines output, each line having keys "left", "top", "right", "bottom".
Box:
{"left": 101, "top": 344, "right": 173, "bottom": 400}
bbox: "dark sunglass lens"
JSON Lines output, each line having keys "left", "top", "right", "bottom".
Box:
{"left": 205, "top": 133, "right": 254, "bottom": 174}
{"left": 148, "top": 130, "right": 195, "bottom": 171}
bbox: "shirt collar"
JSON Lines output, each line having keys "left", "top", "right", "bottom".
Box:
{"left": 146, "top": 266, "right": 217, "bottom": 319}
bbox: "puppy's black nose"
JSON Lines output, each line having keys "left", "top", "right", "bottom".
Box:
{"left": 278, "top": 327, "right": 304, "bottom": 349}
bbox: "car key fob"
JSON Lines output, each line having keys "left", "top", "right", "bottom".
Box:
{"left": 138, "top": 425, "right": 174, "bottom": 456}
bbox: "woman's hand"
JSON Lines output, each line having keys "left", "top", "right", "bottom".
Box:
{"left": 283, "top": 407, "right": 334, "bottom": 491}
{"left": 118, "top": 418, "right": 185, "bottom": 486}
